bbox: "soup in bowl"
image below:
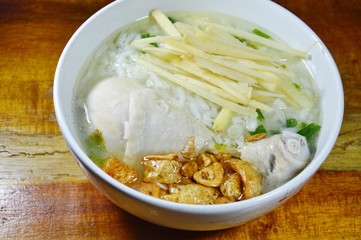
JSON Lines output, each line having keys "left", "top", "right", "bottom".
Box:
{"left": 54, "top": 0, "right": 343, "bottom": 230}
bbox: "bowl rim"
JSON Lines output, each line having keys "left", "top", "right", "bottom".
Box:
{"left": 54, "top": 0, "right": 344, "bottom": 213}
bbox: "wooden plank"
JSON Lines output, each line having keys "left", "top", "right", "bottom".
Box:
{"left": 321, "top": 110, "right": 361, "bottom": 171}
{"left": 0, "top": 0, "right": 113, "bottom": 135}
{"left": 0, "top": 171, "right": 360, "bottom": 239}
{"left": 0, "top": 0, "right": 360, "bottom": 239}
{"left": 0, "top": 133, "right": 87, "bottom": 184}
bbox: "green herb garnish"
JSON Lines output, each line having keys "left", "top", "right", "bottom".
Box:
{"left": 297, "top": 123, "right": 321, "bottom": 142}
{"left": 141, "top": 33, "right": 152, "bottom": 38}
{"left": 268, "top": 130, "right": 281, "bottom": 135}
{"left": 252, "top": 28, "right": 271, "bottom": 39}
{"left": 168, "top": 16, "right": 177, "bottom": 23}
{"left": 234, "top": 36, "right": 259, "bottom": 49}
{"left": 249, "top": 124, "right": 267, "bottom": 136}
{"left": 214, "top": 142, "right": 227, "bottom": 150}
{"left": 300, "top": 122, "right": 308, "bottom": 129}
{"left": 286, "top": 118, "right": 298, "bottom": 128}
{"left": 86, "top": 129, "right": 108, "bottom": 167}
{"left": 256, "top": 108, "right": 265, "bottom": 121}
{"left": 141, "top": 33, "right": 159, "bottom": 47}
{"left": 150, "top": 42, "right": 159, "bottom": 47}
{"left": 293, "top": 83, "right": 303, "bottom": 91}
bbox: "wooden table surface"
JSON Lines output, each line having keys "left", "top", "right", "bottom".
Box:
{"left": 1, "top": 0, "right": 360, "bottom": 239}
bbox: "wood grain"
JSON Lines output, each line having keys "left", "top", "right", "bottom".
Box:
{"left": 0, "top": 0, "right": 360, "bottom": 239}
{"left": 0, "top": 133, "right": 87, "bottom": 184}
{"left": 1, "top": 171, "right": 360, "bottom": 239}
{"left": 321, "top": 114, "right": 361, "bottom": 171}
{"left": 0, "top": 0, "right": 113, "bottom": 135}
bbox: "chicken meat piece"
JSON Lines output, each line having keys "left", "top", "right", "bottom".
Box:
{"left": 124, "top": 88, "right": 213, "bottom": 173}
{"left": 240, "top": 131, "right": 310, "bottom": 191}
{"left": 86, "top": 77, "right": 213, "bottom": 174}
{"left": 86, "top": 77, "right": 143, "bottom": 158}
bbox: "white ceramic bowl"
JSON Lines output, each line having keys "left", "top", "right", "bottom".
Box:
{"left": 54, "top": 0, "right": 344, "bottom": 230}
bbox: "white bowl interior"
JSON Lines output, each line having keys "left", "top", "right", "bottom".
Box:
{"left": 54, "top": 0, "right": 344, "bottom": 230}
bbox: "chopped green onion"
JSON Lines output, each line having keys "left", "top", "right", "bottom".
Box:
{"left": 90, "top": 156, "right": 108, "bottom": 169}
{"left": 141, "top": 33, "right": 153, "bottom": 38}
{"left": 252, "top": 28, "right": 271, "bottom": 39}
{"left": 141, "top": 33, "right": 159, "bottom": 47}
{"left": 297, "top": 123, "right": 321, "bottom": 142}
{"left": 214, "top": 142, "right": 227, "bottom": 150}
{"left": 268, "top": 130, "right": 281, "bottom": 135}
{"left": 286, "top": 118, "right": 298, "bottom": 128}
{"left": 280, "top": 64, "right": 287, "bottom": 69}
{"left": 256, "top": 108, "right": 265, "bottom": 121}
{"left": 150, "top": 42, "right": 159, "bottom": 47}
{"left": 234, "top": 36, "right": 259, "bottom": 49}
{"left": 293, "top": 83, "right": 303, "bottom": 90}
{"left": 86, "top": 129, "right": 108, "bottom": 167}
{"left": 300, "top": 122, "right": 308, "bottom": 129}
{"left": 168, "top": 16, "right": 177, "bottom": 23}
{"left": 249, "top": 124, "right": 267, "bottom": 136}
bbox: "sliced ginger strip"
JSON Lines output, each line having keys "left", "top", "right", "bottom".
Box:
{"left": 131, "top": 9, "right": 313, "bottom": 132}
